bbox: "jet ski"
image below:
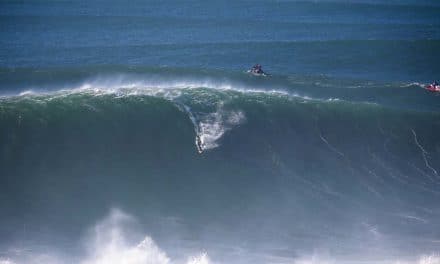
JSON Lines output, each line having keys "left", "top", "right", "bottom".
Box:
{"left": 247, "top": 69, "right": 268, "bottom": 76}
{"left": 247, "top": 64, "right": 269, "bottom": 76}
{"left": 426, "top": 84, "right": 440, "bottom": 92}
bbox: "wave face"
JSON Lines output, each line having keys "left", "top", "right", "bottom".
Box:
{"left": 0, "top": 70, "right": 440, "bottom": 263}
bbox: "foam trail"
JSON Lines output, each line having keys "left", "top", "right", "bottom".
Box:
{"left": 319, "top": 133, "right": 344, "bottom": 157}
{"left": 401, "top": 82, "right": 426, "bottom": 88}
{"left": 198, "top": 108, "right": 245, "bottom": 151}
{"left": 395, "top": 214, "right": 428, "bottom": 224}
{"left": 177, "top": 102, "right": 245, "bottom": 153}
{"left": 411, "top": 129, "right": 438, "bottom": 176}
{"left": 176, "top": 104, "right": 204, "bottom": 152}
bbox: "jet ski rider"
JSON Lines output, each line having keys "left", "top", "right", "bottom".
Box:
{"left": 252, "top": 64, "right": 263, "bottom": 74}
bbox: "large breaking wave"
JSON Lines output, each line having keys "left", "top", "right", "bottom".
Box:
{"left": 0, "top": 69, "right": 439, "bottom": 263}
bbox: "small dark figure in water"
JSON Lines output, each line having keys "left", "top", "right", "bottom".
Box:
{"left": 251, "top": 64, "right": 263, "bottom": 74}
{"left": 433, "top": 81, "right": 438, "bottom": 86}
{"left": 196, "top": 135, "right": 203, "bottom": 153}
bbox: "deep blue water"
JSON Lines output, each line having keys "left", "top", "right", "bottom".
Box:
{"left": 1, "top": 0, "right": 440, "bottom": 80}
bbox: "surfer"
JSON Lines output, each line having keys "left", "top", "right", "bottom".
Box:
{"left": 196, "top": 135, "right": 204, "bottom": 153}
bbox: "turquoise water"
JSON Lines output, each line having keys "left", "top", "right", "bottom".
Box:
{"left": 0, "top": 1, "right": 440, "bottom": 263}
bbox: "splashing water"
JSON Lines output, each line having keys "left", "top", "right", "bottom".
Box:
{"left": 2, "top": 209, "right": 212, "bottom": 264}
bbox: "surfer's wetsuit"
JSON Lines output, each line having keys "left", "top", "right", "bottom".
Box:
{"left": 196, "top": 135, "right": 203, "bottom": 153}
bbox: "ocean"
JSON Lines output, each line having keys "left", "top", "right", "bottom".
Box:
{"left": 1, "top": 1, "right": 440, "bottom": 263}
